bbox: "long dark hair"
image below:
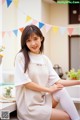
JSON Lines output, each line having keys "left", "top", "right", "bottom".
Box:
{"left": 20, "top": 24, "right": 45, "bottom": 73}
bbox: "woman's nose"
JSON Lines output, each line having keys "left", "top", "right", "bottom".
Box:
{"left": 31, "top": 41, "right": 35, "bottom": 46}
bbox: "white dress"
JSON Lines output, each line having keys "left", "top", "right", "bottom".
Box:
{"left": 14, "top": 52, "right": 60, "bottom": 120}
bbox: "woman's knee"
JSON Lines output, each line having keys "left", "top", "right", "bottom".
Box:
{"left": 52, "top": 88, "right": 69, "bottom": 102}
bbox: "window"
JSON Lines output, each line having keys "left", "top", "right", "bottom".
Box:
{"left": 69, "top": 35, "right": 80, "bottom": 70}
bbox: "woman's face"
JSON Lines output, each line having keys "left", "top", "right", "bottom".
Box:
{"left": 26, "top": 33, "right": 42, "bottom": 54}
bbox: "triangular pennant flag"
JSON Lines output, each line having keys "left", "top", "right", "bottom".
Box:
{"left": 2, "top": 32, "right": 5, "bottom": 38}
{"left": 68, "top": 28, "right": 74, "bottom": 36}
{"left": 45, "top": 24, "right": 52, "bottom": 33}
{"left": 13, "top": 0, "right": 19, "bottom": 7}
{"left": 2, "top": 0, "right": 5, "bottom": 4}
{"left": 52, "top": 26, "right": 59, "bottom": 33}
{"left": 6, "top": 0, "right": 12, "bottom": 7}
{"left": 39, "top": 22, "right": 44, "bottom": 29}
{"left": 19, "top": 27, "right": 24, "bottom": 32}
{"left": 59, "top": 27, "right": 66, "bottom": 35}
{"left": 26, "top": 16, "right": 32, "bottom": 22}
{"left": 13, "top": 29, "right": 18, "bottom": 36}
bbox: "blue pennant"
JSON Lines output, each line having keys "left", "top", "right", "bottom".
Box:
{"left": 39, "top": 22, "right": 44, "bottom": 29}
{"left": 6, "top": 0, "right": 12, "bottom": 7}
{"left": 13, "top": 30, "right": 18, "bottom": 36}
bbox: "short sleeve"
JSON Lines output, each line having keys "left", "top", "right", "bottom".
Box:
{"left": 14, "top": 53, "right": 32, "bottom": 86}
{"left": 43, "top": 55, "right": 60, "bottom": 86}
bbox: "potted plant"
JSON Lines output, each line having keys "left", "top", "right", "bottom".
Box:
{"left": 3, "top": 87, "right": 13, "bottom": 98}
{"left": 77, "top": 69, "right": 80, "bottom": 80}
{"left": 67, "top": 69, "right": 80, "bottom": 80}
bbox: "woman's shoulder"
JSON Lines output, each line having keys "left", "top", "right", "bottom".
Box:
{"left": 42, "top": 54, "right": 51, "bottom": 64}
{"left": 43, "top": 54, "right": 53, "bottom": 68}
{"left": 15, "top": 52, "right": 24, "bottom": 61}
{"left": 16, "top": 52, "right": 24, "bottom": 57}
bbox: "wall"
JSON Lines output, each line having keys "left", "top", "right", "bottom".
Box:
{"left": 50, "top": 3, "right": 69, "bottom": 73}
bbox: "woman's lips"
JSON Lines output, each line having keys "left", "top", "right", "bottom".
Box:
{"left": 32, "top": 46, "right": 38, "bottom": 49}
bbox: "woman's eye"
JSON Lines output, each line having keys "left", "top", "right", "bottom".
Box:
{"left": 34, "top": 37, "right": 38, "bottom": 41}
{"left": 27, "top": 39, "right": 30, "bottom": 42}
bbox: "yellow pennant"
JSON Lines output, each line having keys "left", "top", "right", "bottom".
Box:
{"left": 26, "top": 16, "right": 32, "bottom": 22}
{"left": 13, "top": 0, "right": 19, "bottom": 7}
{"left": 52, "top": 26, "right": 59, "bottom": 33}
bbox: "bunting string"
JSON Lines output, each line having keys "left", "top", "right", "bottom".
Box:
{"left": 1, "top": 15, "right": 80, "bottom": 38}
{"left": 1, "top": 0, "right": 80, "bottom": 37}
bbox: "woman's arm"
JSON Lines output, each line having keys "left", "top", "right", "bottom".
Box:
{"left": 56, "top": 79, "right": 80, "bottom": 87}
{"left": 24, "top": 82, "right": 63, "bottom": 93}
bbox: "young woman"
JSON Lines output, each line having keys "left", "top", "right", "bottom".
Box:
{"left": 14, "top": 24, "right": 80, "bottom": 120}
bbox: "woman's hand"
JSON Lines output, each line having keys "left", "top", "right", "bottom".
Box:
{"left": 49, "top": 84, "right": 64, "bottom": 94}
{"left": 25, "top": 82, "right": 64, "bottom": 94}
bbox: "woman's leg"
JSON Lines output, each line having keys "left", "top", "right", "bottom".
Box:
{"left": 52, "top": 88, "right": 80, "bottom": 120}
{"left": 52, "top": 97, "right": 58, "bottom": 108}
{"left": 50, "top": 108, "right": 70, "bottom": 120}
